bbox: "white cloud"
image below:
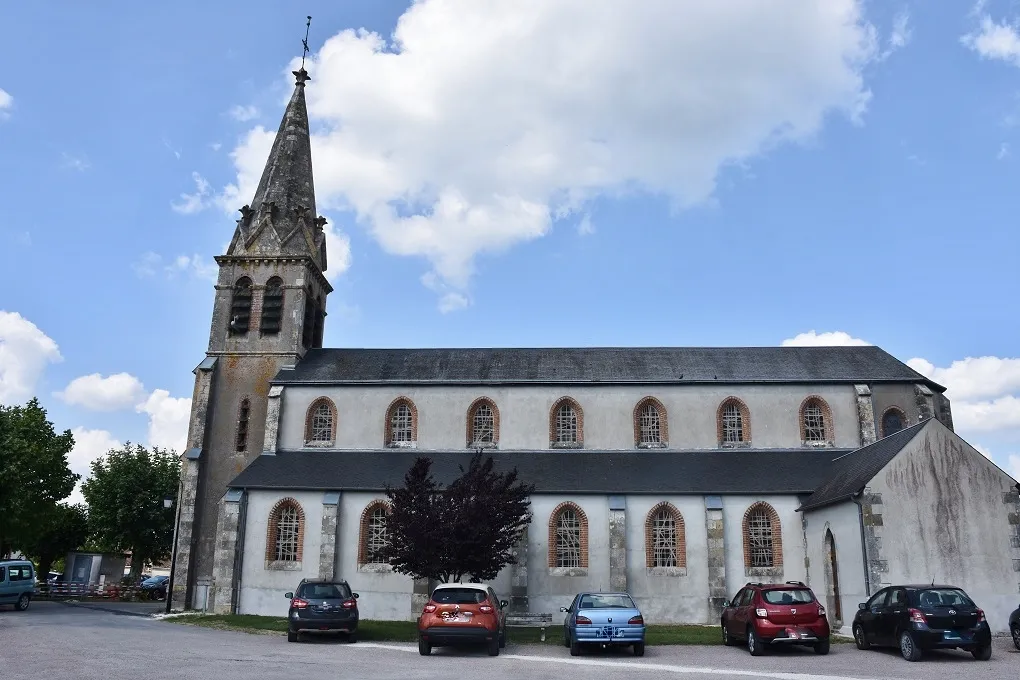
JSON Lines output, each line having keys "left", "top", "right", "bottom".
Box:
{"left": 55, "top": 372, "right": 147, "bottom": 411}
{"left": 0, "top": 311, "right": 62, "bottom": 404}
{"left": 321, "top": 215, "right": 353, "bottom": 282}
{"left": 962, "top": 7, "right": 1020, "bottom": 67}
{"left": 577, "top": 214, "right": 595, "bottom": 236}
{"left": 65, "top": 427, "right": 122, "bottom": 505}
{"left": 0, "top": 87, "right": 11, "bottom": 119}
{"left": 949, "top": 395, "right": 1020, "bottom": 433}
{"left": 1009, "top": 454, "right": 1020, "bottom": 481}
{"left": 136, "top": 389, "right": 190, "bottom": 454}
{"left": 998, "top": 141, "right": 1010, "bottom": 159}
{"left": 218, "top": 0, "right": 881, "bottom": 309}
{"left": 229, "top": 104, "right": 259, "bottom": 122}
{"left": 906, "top": 356, "right": 1020, "bottom": 401}
{"left": 132, "top": 251, "right": 218, "bottom": 282}
{"left": 171, "top": 171, "right": 213, "bottom": 214}
{"left": 781, "top": 330, "right": 871, "bottom": 347}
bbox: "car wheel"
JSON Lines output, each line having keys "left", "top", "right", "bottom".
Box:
{"left": 499, "top": 628, "right": 506, "bottom": 649}
{"left": 418, "top": 637, "right": 432, "bottom": 656}
{"left": 853, "top": 624, "right": 870, "bottom": 650}
{"left": 563, "top": 629, "right": 570, "bottom": 647}
{"left": 487, "top": 636, "right": 500, "bottom": 656}
{"left": 813, "top": 637, "right": 830, "bottom": 655}
{"left": 569, "top": 635, "right": 581, "bottom": 656}
{"left": 287, "top": 630, "right": 298, "bottom": 643}
{"left": 899, "top": 630, "right": 922, "bottom": 661}
{"left": 971, "top": 644, "right": 991, "bottom": 661}
{"left": 1012, "top": 625, "right": 1020, "bottom": 652}
{"left": 747, "top": 627, "right": 765, "bottom": 656}
{"left": 722, "top": 623, "right": 734, "bottom": 646}
{"left": 15, "top": 593, "right": 30, "bottom": 611}
{"left": 633, "top": 642, "right": 645, "bottom": 657}
{"left": 348, "top": 632, "right": 358, "bottom": 644}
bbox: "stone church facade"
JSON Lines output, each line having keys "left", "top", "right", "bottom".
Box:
{"left": 168, "top": 67, "right": 1020, "bottom": 634}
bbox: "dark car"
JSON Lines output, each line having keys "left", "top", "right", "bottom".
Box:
{"left": 852, "top": 584, "right": 992, "bottom": 661}
{"left": 1009, "top": 602, "right": 1019, "bottom": 651}
{"left": 139, "top": 575, "right": 169, "bottom": 600}
{"left": 284, "top": 578, "right": 360, "bottom": 643}
{"left": 721, "top": 581, "right": 830, "bottom": 656}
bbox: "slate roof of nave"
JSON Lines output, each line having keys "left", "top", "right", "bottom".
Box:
{"left": 274, "top": 345, "right": 945, "bottom": 390}
{"left": 229, "top": 448, "right": 854, "bottom": 495}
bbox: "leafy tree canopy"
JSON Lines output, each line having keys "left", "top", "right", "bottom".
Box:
{"left": 0, "top": 398, "right": 78, "bottom": 557}
{"left": 382, "top": 452, "right": 534, "bottom": 584}
{"left": 82, "top": 442, "right": 180, "bottom": 578}
{"left": 23, "top": 502, "right": 90, "bottom": 578}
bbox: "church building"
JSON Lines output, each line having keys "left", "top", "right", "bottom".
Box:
{"left": 168, "top": 66, "right": 1020, "bottom": 634}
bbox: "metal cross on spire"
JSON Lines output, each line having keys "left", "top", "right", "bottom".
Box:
{"left": 301, "top": 15, "right": 312, "bottom": 69}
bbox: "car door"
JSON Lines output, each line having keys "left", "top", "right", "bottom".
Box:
{"left": 563, "top": 594, "right": 579, "bottom": 637}
{"left": 724, "top": 589, "right": 746, "bottom": 637}
{"left": 733, "top": 588, "right": 756, "bottom": 639}
{"left": 880, "top": 588, "right": 908, "bottom": 644}
{"left": 858, "top": 589, "right": 889, "bottom": 646}
{"left": 487, "top": 587, "right": 505, "bottom": 634}
{"left": 0, "top": 566, "right": 9, "bottom": 604}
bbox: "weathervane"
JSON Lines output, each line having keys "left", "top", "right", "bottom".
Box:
{"left": 301, "top": 15, "right": 312, "bottom": 69}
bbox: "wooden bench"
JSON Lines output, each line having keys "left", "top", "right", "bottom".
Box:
{"left": 506, "top": 612, "right": 555, "bottom": 641}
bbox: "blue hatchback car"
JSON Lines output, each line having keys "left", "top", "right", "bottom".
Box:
{"left": 561, "top": 591, "right": 646, "bottom": 656}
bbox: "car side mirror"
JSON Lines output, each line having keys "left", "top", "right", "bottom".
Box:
{"left": 859, "top": 602, "right": 866, "bottom": 610}
{"left": 722, "top": 600, "right": 730, "bottom": 608}
{"left": 285, "top": 592, "right": 293, "bottom": 599}
{"left": 559, "top": 606, "right": 569, "bottom": 612}
{"left": 500, "top": 600, "right": 508, "bottom": 609}
{"left": 353, "top": 593, "right": 360, "bottom": 599}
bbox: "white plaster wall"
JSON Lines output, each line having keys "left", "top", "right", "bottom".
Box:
{"left": 276, "top": 383, "right": 863, "bottom": 452}
{"left": 625, "top": 496, "right": 709, "bottom": 624}
{"left": 238, "top": 490, "right": 324, "bottom": 616}
{"left": 866, "top": 423, "right": 1020, "bottom": 633}
{"left": 802, "top": 501, "right": 867, "bottom": 635}
{"left": 722, "top": 495, "right": 808, "bottom": 600}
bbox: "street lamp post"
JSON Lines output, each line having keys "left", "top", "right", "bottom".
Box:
{"left": 164, "top": 487, "right": 181, "bottom": 614}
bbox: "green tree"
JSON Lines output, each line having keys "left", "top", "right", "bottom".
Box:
{"left": 82, "top": 443, "right": 180, "bottom": 579}
{"left": 23, "top": 503, "right": 89, "bottom": 578}
{"left": 0, "top": 398, "right": 79, "bottom": 558}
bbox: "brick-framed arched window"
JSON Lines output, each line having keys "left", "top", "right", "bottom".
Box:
{"left": 466, "top": 397, "right": 500, "bottom": 447}
{"left": 235, "top": 397, "right": 251, "bottom": 453}
{"left": 259, "top": 276, "right": 284, "bottom": 335}
{"left": 549, "top": 397, "right": 583, "bottom": 448}
{"left": 358, "top": 501, "right": 391, "bottom": 565}
{"left": 799, "top": 395, "right": 833, "bottom": 445}
{"left": 742, "top": 502, "right": 783, "bottom": 571}
{"left": 384, "top": 397, "right": 418, "bottom": 447}
{"left": 717, "top": 397, "right": 751, "bottom": 446}
{"left": 304, "top": 397, "right": 337, "bottom": 446}
{"left": 880, "top": 406, "right": 906, "bottom": 438}
{"left": 266, "top": 497, "right": 305, "bottom": 565}
{"left": 634, "top": 397, "right": 668, "bottom": 448}
{"left": 228, "top": 276, "right": 253, "bottom": 335}
{"left": 548, "top": 502, "right": 588, "bottom": 568}
{"left": 645, "top": 502, "right": 686, "bottom": 568}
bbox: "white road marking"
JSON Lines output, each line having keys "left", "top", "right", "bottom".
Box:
{"left": 349, "top": 643, "right": 907, "bottom": 680}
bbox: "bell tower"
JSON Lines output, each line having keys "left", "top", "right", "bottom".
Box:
{"left": 169, "top": 44, "right": 331, "bottom": 610}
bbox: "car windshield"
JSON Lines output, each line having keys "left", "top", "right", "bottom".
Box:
{"left": 432, "top": 588, "right": 488, "bottom": 605}
{"left": 298, "top": 582, "right": 352, "bottom": 599}
{"left": 578, "top": 594, "right": 636, "bottom": 609}
{"left": 141, "top": 577, "right": 165, "bottom": 585}
{"left": 762, "top": 589, "right": 815, "bottom": 605}
{"left": 917, "top": 588, "right": 974, "bottom": 608}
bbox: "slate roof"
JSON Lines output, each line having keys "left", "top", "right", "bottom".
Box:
{"left": 227, "top": 448, "right": 853, "bottom": 495}
{"left": 273, "top": 346, "right": 944, "bottom": 389}
{"left": 796, "top": 420, "right": 929, "bottom": 511}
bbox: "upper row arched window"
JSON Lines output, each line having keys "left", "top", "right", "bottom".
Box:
{"left": 881, "top": 406, "right": 906, "bottom": 438}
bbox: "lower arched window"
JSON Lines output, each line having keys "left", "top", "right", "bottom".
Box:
{"left": 548, "top": 502, "right": 588, "bottom": 568}
{"left": 743, "top": 502, "right": 782, "bottom": 571}
{"left": 359, "top": 502, "right": 390, "bottom": 565}
{"left": 646, "top": 503, "right": 686, "bottom": 568}
{"left": 266, "top": 498, "right": 304, "bottom": 565}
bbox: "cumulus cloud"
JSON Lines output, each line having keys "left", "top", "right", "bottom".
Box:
{"left": 781, "top": 330, "right": 871, "bottom": 347}
{"left": 136, "top": 389, "right": 191, "bottom": 454}
{"left": 228, "top": 104, "right": 259, "bottom": 122}
{"left": 171, "top": 171, "right": 213, "bottom": 214}
{"left": 65, "top": 427, "right": 122, "bottom": 505}
{"left": 0, "top": 87, "right": 11, "bottom": 119}
{"left": 216, "top": 0, "right": 882, "bottom": 309}
{"left": 55, "top": 372, "right": 147, "bottom": 411}
{"left": 132, "top": 251, "right": 218, "bottom": 282}
{"left": 0, "top": 310, "right": 62, "bottom": 404}
{"left": 906, "top": 356, "right": 1020, "bottom": 401}
{"left": 961, "top": 4, "right": 1020, "bottom": 67}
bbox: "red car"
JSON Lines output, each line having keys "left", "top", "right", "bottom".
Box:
{"left": 417, "top": 583, "right": 508, "bottom": 656}
{"left": 721, "top": 581, "right": 830, "bottom": 655}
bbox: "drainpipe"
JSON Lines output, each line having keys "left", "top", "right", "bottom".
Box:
{"left": 230, "top": 490, "right": 248, "bottom": 615}
{"left": 851, "top": 491, "right": 870, "bottom": 597}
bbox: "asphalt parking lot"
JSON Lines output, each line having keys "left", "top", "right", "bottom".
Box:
{"left": 1, "top": 602, "right": 1017, "bottom": 680}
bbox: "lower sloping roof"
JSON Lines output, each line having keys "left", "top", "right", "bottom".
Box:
{"left": 227, "top": 448, "right": 851, "bottom": 495}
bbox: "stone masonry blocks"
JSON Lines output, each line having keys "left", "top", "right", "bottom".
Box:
{"left": 319, "top": 501, "right": 339, "bottom": 580}
{"left": 509, "top": 526, "right": 529, "bottom": 613}
{"left": 608, "top": 508, "right": 628, "bottom": 593}
{"left": 705, "top": 502, "right": 727, "bottom": 622}
{"left": 854, "top": 384, "right": 876, "bottom": 446}
{"left": 210, "top": 497, "right": 243, "bottom": 615}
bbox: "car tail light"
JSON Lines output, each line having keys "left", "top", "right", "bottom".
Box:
{"left": 755, "top": 608, "right": 768, "bottom": 618}
{"left": 908, "top": 608, "right": 927, "bottom": 624}
{"left": 628, "top": 615, "right": 644, "bottom": 625}
{"left": 423, "top": 604, "right": 437, "bottom": 613}
{"left": 479, "top": 605, "right": 493, "bottom": 613}
{"left": 818, "top": 605, "right": 826, "bottom": 616}
{"left": 291, "top": 598, "right": 309, "bottom": 609}
{"left": 575, "top": 615, "right": 592, "bottom": 625}
{"left": 977, "top": 609, "right": 986, "bottom": 623}
{"left": 341, "top": 598, "right": 357, "bottom": 609}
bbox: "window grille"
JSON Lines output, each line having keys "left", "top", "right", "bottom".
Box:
{"left": 651, "top": 508, "right": 677, "bottom": 567}
{"left": 365, "top": 506, "right": 388, "bottom": 563}
{"left": 555, "top": 509, "right": 582, "bottom": 568}
{"left": 229, "top": 278, "right": 252, "bottom": 335}
{"left": 308, "top": 401, "right": 334, "bottom": 443}
{"left": 389, "top": 403, "right": 413, "bottom": 443}
{"left": 639, "top": 402, "right": 661, "bottom": 444}
{"left": 722, "top": 402, "right": 743, "bottom": 442}
{"left": 803, "top": 403, "right": 825, "bottom": 442}
{"left": 472, "top": 402, "right": 495, "bottom": 444}
{"left": 274, "top": 505, "right": 300, "bottom": 562}
{"left": 260, "top": 278, "right": 284, "bottom": 335}
{"left": 555, "top": 402, "right": 578, "bottom": 444}
{"left": 747, "top": 508, "right": 773, "bottom": 568}
{"left": 235, "top": 398, "right": 250, "bottom": 452}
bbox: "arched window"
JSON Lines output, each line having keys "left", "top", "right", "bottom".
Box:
{"left": 301, "top": 287, "right": 315, "bottom": 349}
{"left": 717, "top": 397, "right": 750, "bottom": 446}
{"left": 634, "top": 397, "right": 668, "bottom": 447}
{"left": 260, "top": 277, "right": 284, "bottom": 335}
{"left": 550, "top": 397, "right": 583, "bottom": 448}
{"left": 646, "top": 503, "right": 686, "bottom": 568}
{"left": 235, "top": 397, "right": 251, "bottom": 452}
{"left": 266, "top": 498, "right": 304, "bottom": 564}
{"left": 313, "top": 295, "right": 325, "bottom": 348}
{"left": 385, "top": 397, "right": 417, "bottom": 447}
{"left": 467, "top": 397, "right": 499, "bottom": 447}
{"left": 881, "top": 407, "right": 906, "bottom": 437}
{"left": 304, "top": 398, "right": 336, "bottom": 446}
{"left": 228, "top": 277, "right": 253, "bottom": 335}
{"left": 743, "top": 502, "right": 783, "bottom": 571}
{"left": 800, "top": 396, "right": 832, "bottom": 445}
{"left": 359, "top": 502, "right": 390, "bottom": 565}
{"left": 548, "top": 502, "right": 588, "bottom": 569}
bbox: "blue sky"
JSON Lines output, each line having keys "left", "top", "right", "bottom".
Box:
{"left": 1, "top": 0, "right": 1018, "bottom": 497}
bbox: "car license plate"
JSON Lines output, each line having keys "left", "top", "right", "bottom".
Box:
{"left": 596, "top": 626, "right": 622, "bottom": 638}
{"left": 441, "top": 612, "right": 471, "bottom": 623}
{"left": 943, "top": 631, "right": 966, "bottom": 640}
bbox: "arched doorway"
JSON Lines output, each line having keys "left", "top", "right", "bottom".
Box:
{"left": 823, "top": 529, "right": 842, "bottom": 627}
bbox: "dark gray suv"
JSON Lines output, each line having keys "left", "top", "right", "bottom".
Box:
{"left": 285, "top": 578, "right": 360, "bottom": 643}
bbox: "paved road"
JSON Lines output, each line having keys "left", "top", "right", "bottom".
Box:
{"left": 2, "top": 602, "right": 1017, "bottom": 679}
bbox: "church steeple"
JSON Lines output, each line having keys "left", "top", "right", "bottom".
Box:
{"left": 224, "top": 65, "right": 327, "bottom": 271}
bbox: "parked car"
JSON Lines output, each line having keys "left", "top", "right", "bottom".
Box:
{"left": 284, "top": 578, "right": 360, "bottom": 643}
{"left": 851, "top": 584, "right": 992, "bottom": 661}
{"left": 721, "top": 581, "right": 830, "bottom": 656}
{"left": 139, "top": 575, "right": 169, "bottom": 600}
{"left": 0, "top": 559, "right": 37, "bottom": 611}
{"left": 1010, "top": 602, "right": 1019, "bottom": 651}
{"left": 560, "top": 591, "right": 646, "bottom": 656}
{"left": 417, "top": 583, "right": 507, "bottom": 656}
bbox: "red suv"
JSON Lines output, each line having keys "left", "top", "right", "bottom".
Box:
{"left": 417, "top": 583, "right": 508, "bottom": 656}
{"left": 721, "top": 581, "right": 830, "bottom": 655}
